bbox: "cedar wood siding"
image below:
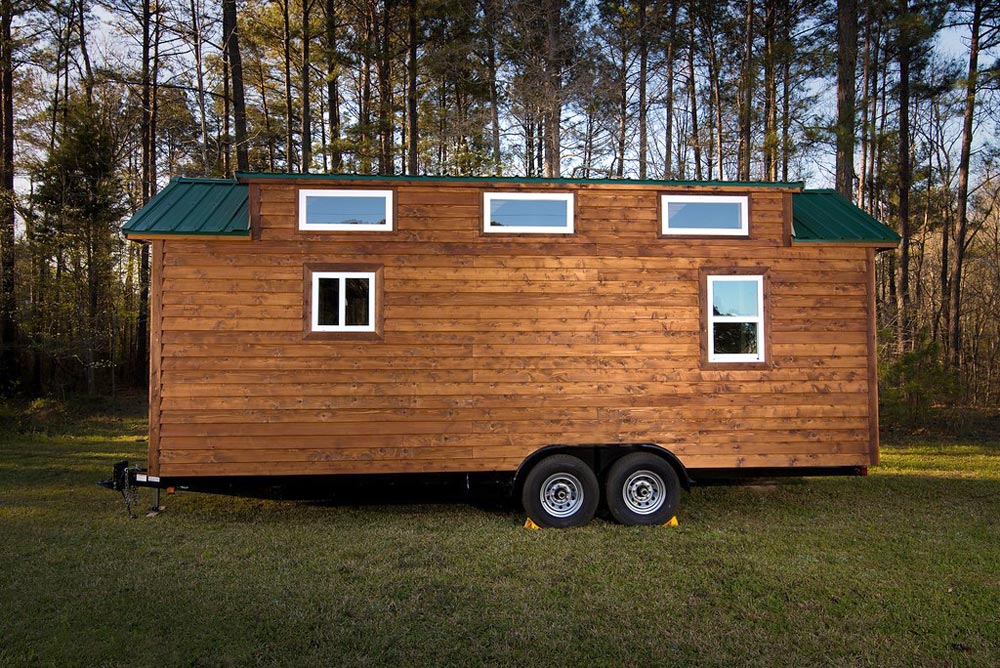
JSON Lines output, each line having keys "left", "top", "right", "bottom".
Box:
{"left": 151, "top": 179, "right": 876, "bottom": 477}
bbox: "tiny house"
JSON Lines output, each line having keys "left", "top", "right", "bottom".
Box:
{"left": 117, "top": 174, "right": 899, "bottom": 527}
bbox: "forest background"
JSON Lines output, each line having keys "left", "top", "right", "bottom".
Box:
{"left": 0, "top": 0, "right": 998, "bottom": 419}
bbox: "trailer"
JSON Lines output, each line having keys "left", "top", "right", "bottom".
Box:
{"left": 108, "top": 174, "right": 899, "bottom": 527}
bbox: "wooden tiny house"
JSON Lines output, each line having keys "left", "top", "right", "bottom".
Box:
{"left": 120, "top": 174, "right": 899, "bottom": 527}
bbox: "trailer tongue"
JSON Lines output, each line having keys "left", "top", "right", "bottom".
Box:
{"left": 100, "top": 461, "right": 161, "bottom": 518}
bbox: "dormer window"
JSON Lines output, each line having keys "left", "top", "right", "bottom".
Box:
{"left": 661, "top": 194, "right": 748, "bottom": 236}
{"left": 299, "top": 189, "right": 394, "bottom": 231}
{"left": 483, "top": 192, "right": 574, "bottom": 234}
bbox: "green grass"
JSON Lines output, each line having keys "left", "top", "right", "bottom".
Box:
{"left": 1, "top": 400, "right": 998, "bottom": 667}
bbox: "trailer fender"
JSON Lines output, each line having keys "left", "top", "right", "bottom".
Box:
{"left": 513, "top": 443, "right": 692, "bottom": 499}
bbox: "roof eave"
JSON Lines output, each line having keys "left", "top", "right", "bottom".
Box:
{"left": 124, "top": 231, "right": 252, "bottom": 242}
{"left": 235, "top": 171, "right": 806, "bottom": 191}
{"left": 791, "top": 239, "right": 900, "bottom": 249}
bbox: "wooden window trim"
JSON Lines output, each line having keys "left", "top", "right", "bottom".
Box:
{"left": 296, "top": 188, "right": 397, "bottom": 233}
{"left": 303, "top": 263, "right": 384, "bottom": 341}
{"left": 698, "top": 267, "right": 772, "bottom": 370}
{"left": 658, "top": 192, "right": 751, "bottom": 239}
{"left": 481, "top": 191, "right": 576, "bottom": 235}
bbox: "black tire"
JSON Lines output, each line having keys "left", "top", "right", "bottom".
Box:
{"left": 521, "top": 454, "right": 600, "bottom": 528}
{"left": 604, "top": 452, "right": 681, "bottom": 526}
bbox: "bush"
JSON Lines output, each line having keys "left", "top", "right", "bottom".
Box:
{"left": 880, "top": 337, "right": 962, "bottom": 425}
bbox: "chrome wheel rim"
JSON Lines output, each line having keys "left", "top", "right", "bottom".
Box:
{"left": 540, "top": 472, "right": 585, "bottom": 518}
{"left": 622, "top": 470, "right": 666, "bottom": 515}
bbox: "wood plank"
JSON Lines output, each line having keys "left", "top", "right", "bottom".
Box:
{"left": 157, "top": 416, "right": 869, "bottom": 441}
{"left": 160, "top": 353, "right": 870, "bottom": 372}
{"left": 160, "top": 427, "right": 869, "bottom": 450}
{"left": 682, "top": 452, "right": 869, "bottom": 469}
{"left": 161, "top": 367, "right": 865, "bottom": 386}
{"left": 159, "top": 446, "right": 481, "bottom": 465}
{"left": 160, "top": 403, "right": 868, "bottom": 425}
{"left": 165, "top": 240, "right": 867, "bottom": 260}
{"left": 157, "top": 427, "right": 869, "bottom": 452}
{"left": 158, "top": 457, "right": 525, "bottom": 477}
{"left": 161, "top": 252, "right": 865, "bottom": 273}
{"left": 160, "top": 380, "right": 870, "bottom": 398}
{"left": 149, "top": 240, "right": 164, "bottom": 476}
{"left": 866, "top": 247, "right": 880, "bottom": 465}
{"left": 163, "top": 265, "right": 302, "bottom": 280}
{"left": 161, "top": 292, "right": 304, "bottom": 306}
{"left": 159, "top": 330, "right": 706, "bottom": 346}
{"left": 160, "top": 390, "right": 870, "bottom": 411}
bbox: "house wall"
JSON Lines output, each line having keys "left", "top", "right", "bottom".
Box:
{"left": 148, "top": 179, "right": 875, "bottom": 478}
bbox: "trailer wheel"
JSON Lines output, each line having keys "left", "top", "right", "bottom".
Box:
{"left": 521, "top": 454, "right": 599, "bottom": 528}
{"left": 605, "top": 452, "right": 680, "bottom": 526}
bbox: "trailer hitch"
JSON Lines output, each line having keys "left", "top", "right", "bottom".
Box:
{"left": 99, "top": 460, "right": 140, "bottom": 518}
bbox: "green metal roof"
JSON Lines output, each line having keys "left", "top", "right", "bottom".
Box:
{"left": 792, "top": 189, "right": 900, "bottom": 245}
{"left": 123, "top": 177, "right": 898, "bottom": 247}
{"left": 122, "top": 177, "right": 250, "bottom": 237}
{"left": 236, "top": 171, "right": 805, "bottom": 190}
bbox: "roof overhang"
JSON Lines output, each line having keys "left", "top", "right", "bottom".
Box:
{"left": 121, "top": 177, "right": 251, "bottom": 241}
{"left": 235, "top": 171, "right": 806, "bottom": 192}
{"left": 791, "top": 189, "right": 900, "bottom": 247}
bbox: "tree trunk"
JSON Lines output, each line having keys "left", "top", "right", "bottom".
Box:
{"left": 407, "top": 0, "right": 418, "bottom": 175}
{"left": 544, "top": 0, "right": 561, "bottom": 177}
{"left": 663, "top": 1, "right": 678, "bottom": 179}
{"left": 536, "top": 117, "right": 544, "bottom": 176}
{"left": 835, "top": 0, "right": 857, "bottom": 198}
{"left": 780, "top": 0, "right": 791, "bottom": 181}
{"left": 301, "top": 0, "right": 312, "bottom": 173}
{"left": 135, "top": 0, "right": 160, "bottom": 386}
{"left": 49, "top": 14, "right": 63, "bottom": 152}
{"left": 895, "top": 0, "right": 912, "bottom": 354}
{"left": 857, "top": 10, "right": 870, "bottom": 205}
{"left": 325, "top": 0, "right": 342, "bottom": 171}
{"left": 282, "top": 0, "right": 295, "bottom": 171}
{"left": 222, "top": 46, "right": 230, "bottom": 173}
{"left": 866, "top": 19, "right": 882, "bottom": 214}
{"left": 940, "top": 197, "right": 950, "bottom": 353}
{"left": 949, "top": 0, "right": 982, "bottom": 368}
{"left": 360, "top": 9, "right": 374, "bottom": 173}
{"left": 0, "top": 0, "right": 17, "bottom": 393}
{"left": 616, "top": 43, "right": 627, "bottom": 178}
{"left": 256, "top": 59, "right": 275, "bottom": 171}
{"left": 223, "top": 0, "right": 249, "bottom": 172}
{"left": 702, "top": 14, "right": 723, "bottom": 180}
{"left": 485, "top": 0, "right": 501, "bottom": 173}
{"left": 762, "top": 1, "right": 777, "bottom": 180}
{"left": 737, "top": 0, "right": 754, "bottom": 181}
{"left": 318, "top": 92, "right": 327, "bottom": 171}
{"left": 525, "top": 113, "right": 534, "bottom": 176}
{"left": 152, "top": 8, "right": 161, "bottom": 181}
{"left": 141, "top": 1, "right": 152, "bottom": 202}
{"left": 190, "top": 0, "right": 210, "bottom": 173}
{"left": 687, "top": 7, "right": 701, "bottom": 180}
{"left": 377, "top": 0, "right": 392, "bottom": 174}
{"left": 638, "top": 0, "right": 648, "bottom": 179}
{"left": 76, "top": 0, "right": 94, "bottom": 105}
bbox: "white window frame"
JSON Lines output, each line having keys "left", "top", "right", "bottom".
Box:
{"left": 661, "top": 194, "right": 749, "bottom": 236}
{"left": 311, "top": 271, "right": 377, "bottom": 332}
{"left": 483, "top": 192, "right": 575, "bottom": 234}
{"left": 298, "top": 189, "right": 394, "bottom": 232}
{"left": 707, "top": 274, "right": 765, "bottom": 363}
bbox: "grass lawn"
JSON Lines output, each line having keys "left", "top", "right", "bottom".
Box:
{"left": 1, "top": 399, "right": 998, "bottom": 667}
